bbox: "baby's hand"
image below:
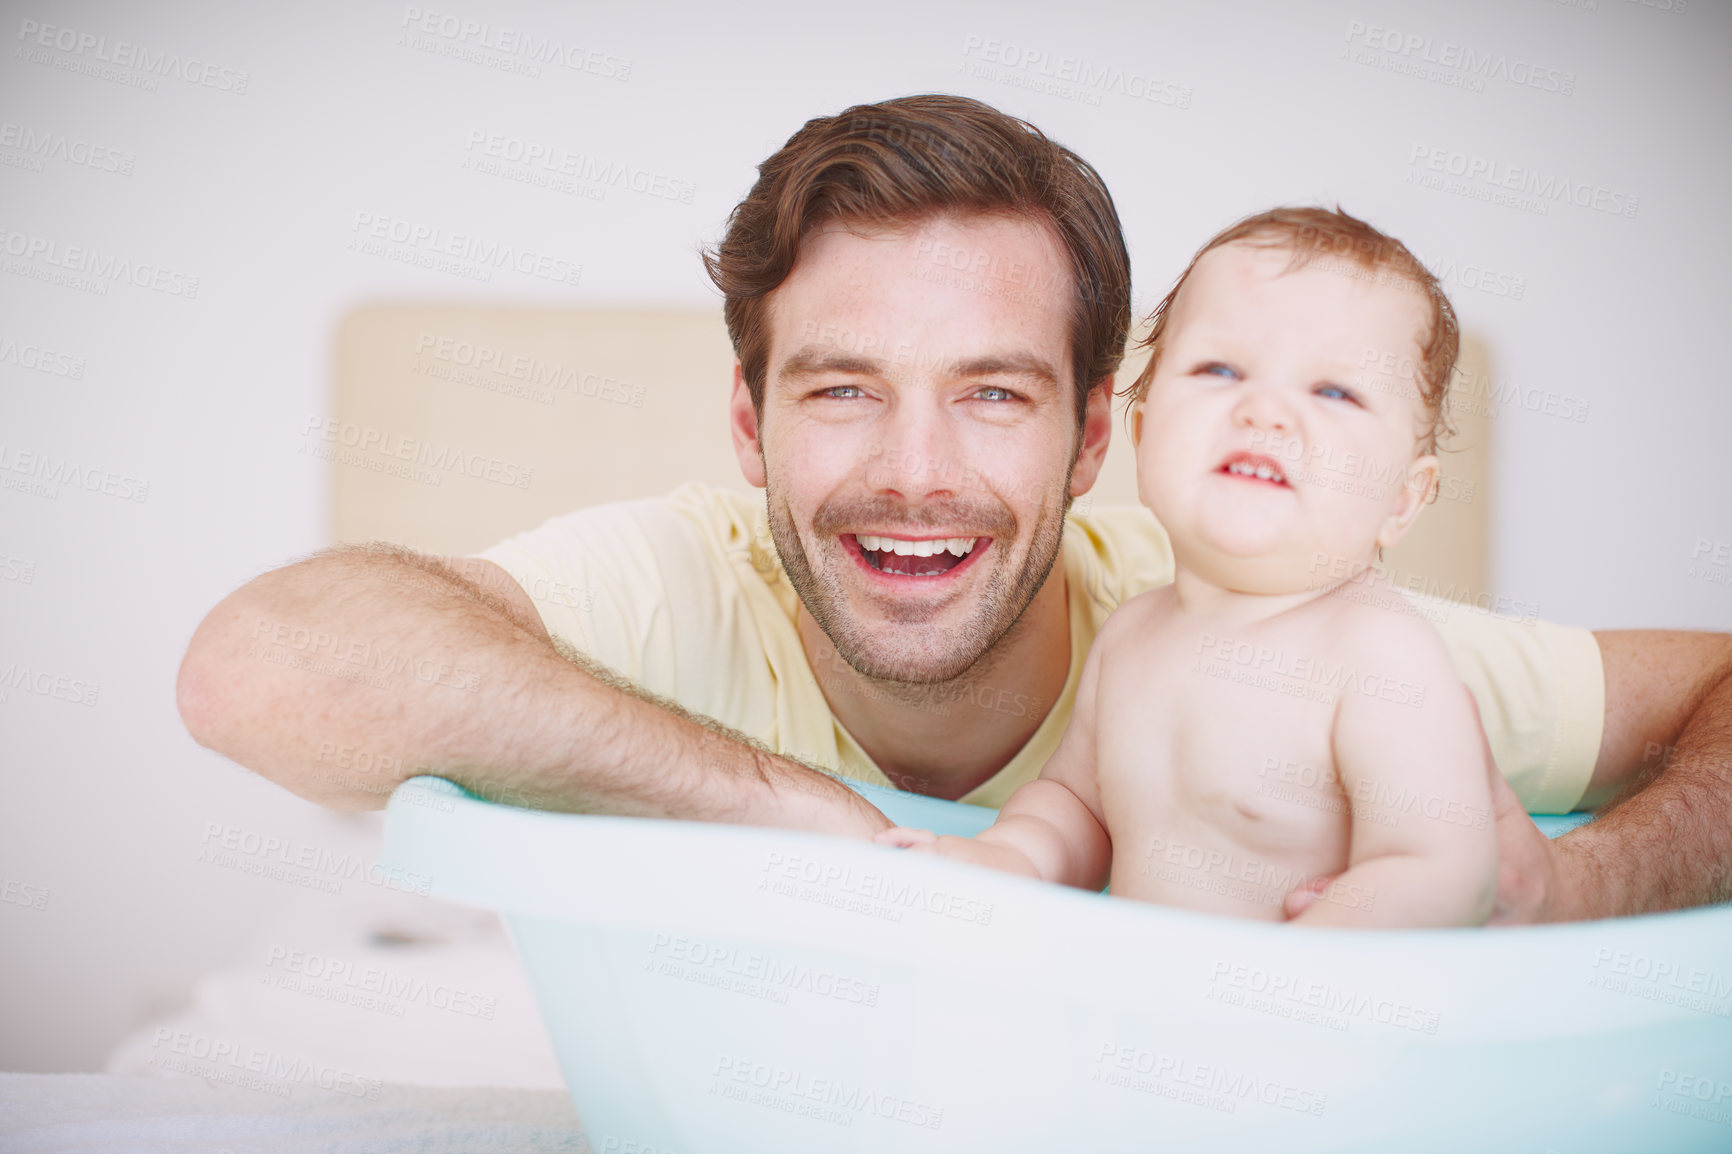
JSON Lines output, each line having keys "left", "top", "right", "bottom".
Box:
{"left": 1281, "top": 876, "right": 1332, "bottom": 920}
{"left": 874, "top": 827, "right": 940, "bottom": 851}
{"left": 874, "top": 826, "right": 1040, "bottom": 878}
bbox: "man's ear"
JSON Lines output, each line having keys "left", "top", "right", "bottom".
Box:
{"left": 730, "top": 362, "right": 767, "bottom": 489}
{"left": 1377, "top": 454, "right": 1440, "bottom": 551}
{"left": 1068, "top": 379, "right": 1116, "bottom": 499}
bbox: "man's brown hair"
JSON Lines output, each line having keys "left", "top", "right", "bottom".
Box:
{"left": 1121, "top": 206, "right": 1459, "bottom": 453}
{"left": 703, "top": 94, "right": 1132, "bottom": 429}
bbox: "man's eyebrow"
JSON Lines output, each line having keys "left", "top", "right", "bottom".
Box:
{"left": 949, "top": 355, "right": 1060, "bottom": 387}
{"left": 776, "top": 347, "right": 1062, "bottom": 388}
{"left": 777, "top": 348, "right": 883, "bottom": 380}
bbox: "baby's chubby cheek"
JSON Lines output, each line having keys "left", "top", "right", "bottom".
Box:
{"left": 1131, "top": 415, "right": 1198, "bottom": 521}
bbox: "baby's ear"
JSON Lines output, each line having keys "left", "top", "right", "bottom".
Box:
{"left": 1377, "top": 454, "right": 1440, "bottom": 551}
{"left": 1130, "top": 404, "right": 1144, "bottom": 447}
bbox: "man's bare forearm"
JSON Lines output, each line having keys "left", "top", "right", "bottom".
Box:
{"left": 175, "top": 546, "right": 889, "bottom": 836}
{"left": 1555, "top": 664, "right": 1732, "bottom": 917}
{"left": 1546, "top": 631, "right": 1732, "bottom": 918}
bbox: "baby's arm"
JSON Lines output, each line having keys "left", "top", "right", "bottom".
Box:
{"left": 1290, "top": 615, "right": 1499, "bottom": 928}
{"left": 875, "top": 629, "right": 1114, "bottom": 891}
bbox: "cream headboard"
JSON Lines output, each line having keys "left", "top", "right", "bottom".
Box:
{"left": 330, "top": 305, "right": 1489, "bottom": 597}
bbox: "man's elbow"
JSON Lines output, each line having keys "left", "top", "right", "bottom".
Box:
{"left": 176, "top": 629, "right": 230, "bottom": 752}
{"left": 177, "top": 591, "right": 260, "bottom": 755}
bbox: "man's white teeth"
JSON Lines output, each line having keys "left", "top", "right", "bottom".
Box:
{"left": 857, "top": 534, "right": 977, "bottom": 557}
{"left": 1227, "top": 461, "right": 1285, "bottom": 483}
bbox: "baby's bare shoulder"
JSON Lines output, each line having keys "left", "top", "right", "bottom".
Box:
{"left": 1322, "top": 588, "right": 1459, "bottom": 677}
{"left": 1094, "top": 585, "right": 1179, "bottom": 650}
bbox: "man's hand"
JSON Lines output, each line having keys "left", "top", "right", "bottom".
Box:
{"left": 874, "top": 826, "right": 1041, "bottom": 878}
{"left": 793, "top": 778, "right": 896, "bottom": 840}
{"left": 1482, "top": 768, "right": 1564, "bottom": 924}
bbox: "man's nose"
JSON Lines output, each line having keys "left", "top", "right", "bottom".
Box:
{"left": 865, "top": 396, "right": 965, "bottom": 501}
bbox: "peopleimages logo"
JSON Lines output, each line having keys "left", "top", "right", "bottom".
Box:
{"left": 710, "top": 1055, "right": 944, "bottom": 1130}
{"left": 0, "top": 227, "right": 200, "bottom": 297}
{"left": 959, "top": 35, "right": 1193, "bottom": 108}
{"left": 264, "top": 945, "right": 498, "bottom": 1019}
{"left": 1406, "top": 145, "right": 1639, "bottom": 220}
{"left": 0, "top": 121, "right": 134, "bottom": 175}
{"left": 1092, "top": 1042, "right": 1328, "bottom": 1117}
{"left": 1343, "top": 20, "right": 1576, "bottom": 95}
{"left": 349, "top": 211, "right": 583, "bottom": 286}
{"left": 398, "top": 7, "right": 631, "bottom": 79}
{"left": 413, "top": 333, "right": 645, "bottom": 407}
{"left": 149, "top": 1029, "right": 381, "bottom": 1101}
{"left": 462, "top": 131, "right": 695, "bottom": 204}
{"left": 0, "top": 335, "right": 85, "bottom": 379}
{"left": 759, "top": 850, "right": 995, "bottom": 926}
{"left": 300, "top": 416, "right": 535, "bottom": 490}
{"left": 0, "top": 662, "right": 101, "bottom": 707}
{"left": 15, "top": 18, "right": 249, "bottom": 93}
{"left": 0, "top": 443, "right": 149, "bottom": 503}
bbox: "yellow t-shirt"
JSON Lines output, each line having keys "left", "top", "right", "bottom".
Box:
{"left": 475, "top": 482, "right": 1604, "bottom": 813}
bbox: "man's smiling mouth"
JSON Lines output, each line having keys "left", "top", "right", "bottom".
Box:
{"left": 847, "top": 533, "right": 984, "bottom": 577}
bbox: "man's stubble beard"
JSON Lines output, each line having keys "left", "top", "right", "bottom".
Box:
{"left": 766, "top": 459, "right": 1075, "bottom": 694}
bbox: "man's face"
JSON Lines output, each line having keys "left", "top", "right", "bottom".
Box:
{"left": 731, "top": 213, "right": 1100, "bottom": 684}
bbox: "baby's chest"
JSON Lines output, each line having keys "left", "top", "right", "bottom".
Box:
{"left": 1092, "top": 646, "right": 1344, "bottom": 830}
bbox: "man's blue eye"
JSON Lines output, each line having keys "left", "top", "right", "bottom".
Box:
{"left": 976, "top": 386, "right": 1015, "bottom": 401}
{"left": 824, "top": 385, "right": 865, "bottom": 399}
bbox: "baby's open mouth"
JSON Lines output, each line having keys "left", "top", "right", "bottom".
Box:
{"left": 1219, "top": 453, "right": 1289, "bottom": 487}
{"left": 850, "top": 533, "right": 982, "bottom": 577}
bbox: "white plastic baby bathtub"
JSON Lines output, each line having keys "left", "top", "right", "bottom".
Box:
{"left": 380, "top": 775, "right": 1732, "bottom": 1153}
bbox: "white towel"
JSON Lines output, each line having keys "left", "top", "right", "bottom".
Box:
{"left": 0, "top": 1073, "right": 588, "bottom": 1153}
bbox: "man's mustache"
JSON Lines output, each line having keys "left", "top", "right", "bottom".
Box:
{"left": 810, "top": 494, "right": 1018, "bottom": 541}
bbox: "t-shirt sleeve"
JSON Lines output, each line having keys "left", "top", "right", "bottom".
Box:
{"left": 470, "top": 502, "right": 658, "bottom": 681}
{"left": 469, "top": 498, "right": 729, "bottom": 696}
{"left": 1406, "top": 592, "right": 1605, "bottom": 813}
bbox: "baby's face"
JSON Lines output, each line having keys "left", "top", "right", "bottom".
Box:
{"left": 1135, "top": 241, "right": 1439, "bottom": 595}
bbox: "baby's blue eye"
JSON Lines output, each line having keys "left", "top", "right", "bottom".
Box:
{"left": 1198, "top": 362, "right": 1238, "bottom": 379}
{"left": 1315, "top": 383, "right": 1360, "bottom": 404}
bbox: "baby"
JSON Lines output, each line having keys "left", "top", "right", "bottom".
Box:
{"left": 876, "top": 207, "right": 1498, "bottom": 928}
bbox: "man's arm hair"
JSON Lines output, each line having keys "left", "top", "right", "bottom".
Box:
{"left": 176, "top": 544, "right": 888, "bottom": 836}
{"left": 1548, "top": 630, "right": 1732, "bottom": 916}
